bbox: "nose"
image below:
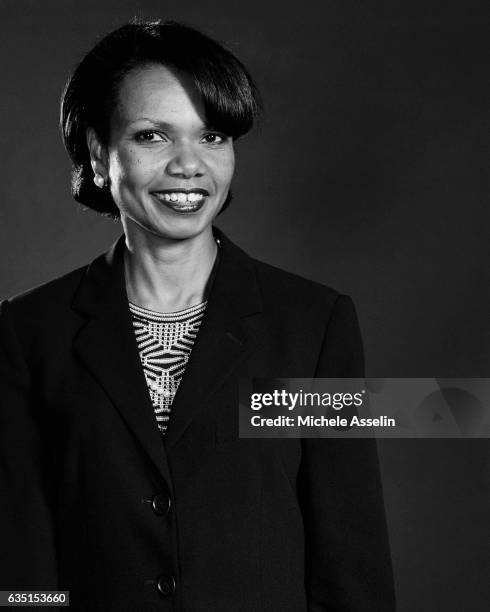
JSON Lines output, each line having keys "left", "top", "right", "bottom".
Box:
{"left": 166, "top": 142, "right": 205, "bottom": 178}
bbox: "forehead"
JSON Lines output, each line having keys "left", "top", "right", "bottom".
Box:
{"left": 114, "top": 63, "right": 206, "bottom": 126}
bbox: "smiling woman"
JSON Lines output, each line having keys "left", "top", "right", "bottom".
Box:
{"left": 88, "top": 64, "right": 235, "bottom": 241}
{"left": 0, "top": 19, "right": 395, "bottom": 611}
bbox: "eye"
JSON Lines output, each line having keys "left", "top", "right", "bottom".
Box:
{"left": 135, "top": 130, "right": 166, "bottom": 143}
{"left": 201, "top": 132, "right": 227, "bottom": 145}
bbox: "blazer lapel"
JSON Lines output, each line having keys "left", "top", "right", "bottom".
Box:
{"left": 71, "top": 236, "right": 173, "bottom": 487}
{"left": 163, "top": 228, "right": 263, "bottom": 451}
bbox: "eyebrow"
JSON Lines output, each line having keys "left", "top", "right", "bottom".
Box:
{"left": 127, "top": 117, "right": 218, "bottom": 131}
{"left": 128, "top": 118, "right": 177, "bottom": 130}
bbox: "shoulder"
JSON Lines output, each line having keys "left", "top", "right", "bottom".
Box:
{"left": 247, "top": 256, "right": 361, "bottom": 348}
{"left": 3, "top": 265, "right": 88, "bottom": 317}
{"left": 244, "top": 256, "right": 364, "bottom": 377}
{"left": 0, "top": 265, "right": 89, "bottom": 351}
{"left": 217, "top": 227, "right": 359, "bottom": 330}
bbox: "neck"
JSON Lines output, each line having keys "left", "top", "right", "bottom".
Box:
{"left": 123, "top": 223, "right": 218, "bottom": 313}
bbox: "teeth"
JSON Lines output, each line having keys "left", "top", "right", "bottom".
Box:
{"left": 156, "top": 192, "right": 205, "bottom": 204}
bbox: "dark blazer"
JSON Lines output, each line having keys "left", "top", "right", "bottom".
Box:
{"left": 0, "top": 228, "right": 395, "bottom": 611}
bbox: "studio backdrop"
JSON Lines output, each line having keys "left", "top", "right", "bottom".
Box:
{"left": 0, "top": 2, "right": 489, "bottom": 611}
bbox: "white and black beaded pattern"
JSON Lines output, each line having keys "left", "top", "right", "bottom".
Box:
{"left": 128, "top": 300, "right": 207, "bottom": 435}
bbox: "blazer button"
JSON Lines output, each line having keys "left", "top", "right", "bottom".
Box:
{"left": 156, "top": 575, "right": 176, "bottom": 597}
{"left": 151, "top": 493, "right": 171, "bottom": 516}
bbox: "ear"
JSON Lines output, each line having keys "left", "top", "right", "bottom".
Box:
{"left": 86, "top": 127, "right": 109, "bottom": 180}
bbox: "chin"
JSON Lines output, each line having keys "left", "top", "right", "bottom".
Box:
{"left": 124, "top": 203, "right": 218, "bottom": 243}
{"left": 147, "top": 217, "right": 213, "bottom": 242}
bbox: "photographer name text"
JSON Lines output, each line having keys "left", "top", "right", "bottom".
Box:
{"left": 251, "top": 414, "right": 395, "bottom": 427}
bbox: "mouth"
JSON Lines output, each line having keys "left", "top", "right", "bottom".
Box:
{"left": 151, "top": 189, "right": 209, "bottom": 214}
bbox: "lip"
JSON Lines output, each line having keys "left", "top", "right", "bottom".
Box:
{"left": 152, "top": 188, "right": 210, "bottom": 196}
{"left": 151, "top": 192, "right": 207, "bottom": 214}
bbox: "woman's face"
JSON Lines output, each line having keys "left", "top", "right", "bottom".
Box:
{"left": 100, "top": 64, "right": 235, "bottom": 242}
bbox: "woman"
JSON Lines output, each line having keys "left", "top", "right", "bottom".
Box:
{"left": 0, "top": 21, "right": 395, "bottom": 611}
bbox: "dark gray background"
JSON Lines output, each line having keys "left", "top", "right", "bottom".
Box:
{"left": 1, "top": 1, "right": 489, "bottom": 610}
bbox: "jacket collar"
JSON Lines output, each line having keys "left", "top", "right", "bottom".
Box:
{"left": 71, "top": 227, "right": 263, "bottom": 482}
{"left": 72, "top": 227, "right": 262, "bottom": 320}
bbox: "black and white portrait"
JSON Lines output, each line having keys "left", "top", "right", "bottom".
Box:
{"left": 0, "top": 2, "right": 488, "bottom": 611}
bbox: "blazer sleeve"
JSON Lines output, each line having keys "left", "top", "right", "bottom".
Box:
{"left": 0, "top": 300, "right": 59, "bottom": 590}
{"left": 298, "top": 295, "right": 396, "bottom": 611}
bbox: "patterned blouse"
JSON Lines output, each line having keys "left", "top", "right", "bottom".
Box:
{"left": 129, "top": 300, "right": 207, "bottom": 435}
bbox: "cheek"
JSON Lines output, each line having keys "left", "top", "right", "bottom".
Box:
{"left": 215, "top": 149, "right": 235, "bottom": 188}
{"left": 110, "top": 149, "right": 156, "bottom": 189}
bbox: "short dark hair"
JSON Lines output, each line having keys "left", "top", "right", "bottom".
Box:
{"left": 60, "top": 20, "right": 261, "bottom": 218}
